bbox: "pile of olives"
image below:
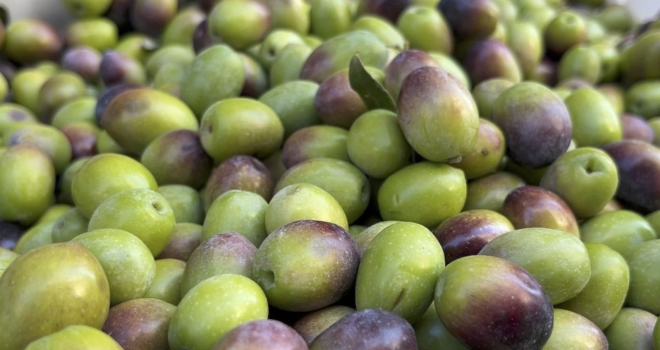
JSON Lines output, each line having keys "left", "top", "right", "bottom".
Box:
{"left": 0, "top": 0, "right": 659, "bottom": 349}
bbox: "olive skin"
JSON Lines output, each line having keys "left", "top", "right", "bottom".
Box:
{"left": 492, "top": 82, "right": 572, "bottom": 168}
{"left": 10, "top": 69, "right": 51, "bottom": 115}
{"left": 541, "top": 309, "right": 608, "bottom": 350}
{"left": 275, "top": 158, "right": 370, "bottom": 223}
{"left": 452, "top": 118, "right": 506, "bottom": 180}
{"left": 558, "top": 46, "right": 602, "bottom": 85}
{"left": 626, "top": 81, "right": 660, "bottom": 119}
{"left": 66, "top": 18, "right": 118, "bottom": 52}
{"left": 438, "top": 0, "right": 499, "bottom": 40}
{"left": 168, "top": 274, "right": 269, "bottom": 350}
{"left": 102, "top": 298, "right": 176, "bottom": 350}
{"left": 259, "top": 81, "right": 320, "bottom": 138}
{"left": 347, "top": 109, "right": 411, "bottom": 180}
{"left": 355, "top": 221, "right": 400, "bottom": 256}
{"left": 158, "top": 185, "right": 204, "bottom": 225}
{"left": 309, "top": 0, "right": 352, "bottom": 40}
{"left": 604, "top": 140, "right": 660, "bottom": 213}
{"left": 162, "top": 7, "right": 205, "bottom": 47}
{"left": 622, "top": 115, "right": 655, "bottom": 143}
{"left": 604, "top": 308, "right": 657, "bottom": 350}
{"left": 463, "top": 39, "right": 522, "bottom": 86}
{"left": 4, "top": 20, "right": 62, "bottom": 64}
{"left": 203, "top": 190, "right": 268, "bottom": 247}
{"left": 99, "top": 51, "right": 147, "bottom": 87}
{"left": 181, "top": 45, "right": 245, "bottom": 117}
{"left": 61, "top": 47, "right": 101, "bottom": 83}
{"left": 398, "top": 66, "right": 480, "bottom": 162}
{"left": 282, "top": 125, "right": 350, "bottom": 169}
{"left": 540, "top": 147, "right": 619, "bottom": 219}
{"left": 472, "top": 78, "right": 514, "bottom": 119}
{"left": 0, "top": 243, "right": 110, "bottom": 350}
{"left": 544, "top": 11, "right": 586, "bottom": 56}
{"left": 181, "top": 233, "right": 257, "bottom": 296}
{"left": 157, "top": 223, "right": 202, "bottom": 262}
{"left": 38, "top": 72, "right": 88, "bottom": 123}
{"left": 356, "top": 222, "right": 445, "bottom": 324}
{"left": 557, "top": 243, "right": 630, "bottom": 329}
{"left": 94, "top": 83, "right": 142, "bottom": 124}
{"left": 26, "top": 326, "right": 122, "bottom": 350}
{"left": 101, "top": 88, "right": 198, "bottom": 155}
{"left": 200, "top": 98, "right": 284, "bottom": 164}
{"left": 580, "top": 210, "right": 656, "bottom": 256}
{"left": 141, "top": 130, "right": 212, "bottom": 189}
{"left": 480, "top": 228, "right": 591, "bottom": 304}
{"left": 130, "top": 0, "right": 177, "bottom": 37}
{"left": 73, "top": 229, "right": 156, "bottom": 305}
{"left": 5, "top": 124, "right": 73, "bottom": 174}
{"left": 314, "top": 69, "right": 367, "bottom": 130}
{"left": 62, "top": 122, "right": 100, "bottom": 159}
{"left": 294, "top": 306, "right": 355, "bottom": 345}
{"left": 14, "top": 222, "right": 55, "bottom": 254}
{"left": 435, "top": 209, "right": 513, "bottom": 263}
{"left": 506, "top": 21, "right": 543, "bottom": 78}
{"left": 51, "top": 208, "right": 88, "bottom": 243}
{"left": 142, "top": 258, "right": 186, "bottom": 305}
{"left": 207, "top": 0, "right": 271, "bottom": 51}
{"left": 379, "top": 162, "right": 467, "bottom": 229}
{"left": 358, "top": 0, "right": 411, "bottom": 23}
{"left": 502, "top": 186, "right": 580, "bottom": 237}
{"left": 464, "top": 171, "right": 525, "bottom": 213}
{"left": 564, "top": 87, "right": 622, "bottom": 148}
{"left": 435, "top": 255, "right": 554, "bottom": 350}
{"left": 415, "top": 303, "right": 468, "bottom": 350}
{"left": 301, "top": 31, "right": 389, "bottom": 84}
{"left": 212, "top": 320, "right": 308, "bottom": 350}
{"left": 204, "top": 156, "right": 273, "bottom": 208}
{"left": 0, "top": 146, "right": 55, "bottom": 225}
{"left": 310, "top": 309, "right": 417, "bottom": 350}
{"left": 266, "top": 184, "right": 349, "bottom": 233}
{"left": 351, "top": 16, "right": 406, "bottom": 51}
{"left": 0, "top": 247, "right": 19, "bottom": 279}
{"left": 253, "top": 220, "right": 359, "bottom": 312}
{"left": 270, "top": 44, "right": 313, "bottom": 87}
{"left": 384, "top": 50, "right": 441, "bottom": 101}
{"left": 397, "top": 6, "right": 453, "bottom": 55}
{"left": 625, "top": 240, "right": 660, "bottom": 315}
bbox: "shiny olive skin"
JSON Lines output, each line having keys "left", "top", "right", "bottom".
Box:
{"left": 397, "top": 6, "right": 452, "bottom": 55}
{"left": 102, "top": 298, "right": 176, "bottom": 350}
{"left": 204, "top": 156, "right": 273, "bottom": 208}
{"left": 181, "top": 232, "right": 256, "bottom": 297}
{"left": 540, "top": 147, "right": 619, "bottom": 219}
{"left": 51, "top": 208, "right": 88, "bottom": 243}
{"left": 4, "top": 20, "right": 62, "bottom": 64}
{"left": 203, "top": 190, "right": 267, "bottom": 247}
{"left": 208, "top": 0, "right": 271, "bottom": 51}
{"left": 130, "top": 0, "right": 177, "bottom": 37}
{"left": 88, "top": 189, "right": 175, "bottom": 257}
{"left": 158, "top": 185, "right": 204, "bottom": 225}
{"left": 168, "top": 274, "right": 269, "bottom": 350}
{"left": 309, "top": 0, "right": 351, "bottom": 40}
{"left": 463, "top": 39, "right": 522, "bottom": 86}
{"left": 282, "top": 125, "right": 350, "bottom": 169}
{"left": 61, "top": 122, "right": 100, "bottom": 159}
{"left": 61, "top": 47, "right": 101, "bottom": 83}
{"left": 0, "top": 146, "right": 55, "bottom": 225}
{"left": 102, "top": 88, "right": 198, "bottom": 155}
{"left": 99, "top": 51, "right": 147, "bottom": 87}
{"left": 565, "top": 87, "right": 622, "bottom": 148}
{"left": 351, "top": 16, "right": 406, "bottom": 51}
{"left": 157, "top": 223, "right": 202, "bottom": 262}
{"left": 310, "top": 309, "right": 417, "bottom": 350}
{"left": 398, "top": 66, "right": 480, "bottom": 162}
{"left": 622, "top": 115, "right": 655, "bottom": 143}
{"left": 38, "top": 72, "right": 88, "bottom": 123}
{"left": 73, "top": 228, "right": 156, "bottom": 305}
{"left": 385, "top": 50, "right": 441, "bottom": 101}
{"left": 355, "top": 221, "right": 400, "bottom": 256}
{"left": 66, "top": 18, "right": 118, "bottom": 52}
{"left": 464, "top": 172, "right": 525, "bottom": 213}
{"left": 557, "top": 242, "right": 630, "bottom": 329}
{"left": 493, "top": 82, "right": 572, "bottom": 168}
{"left": 541, "top": 309, "right": 608, "bottom": 350}
{"left": 212, "top": 320, "right": 308, "bottom": 350}
{"left": 580, "top": 210, "right": 656, "bottom": 256}
{"left": 0, "top": 247, "right": 19, "bottom": 279}
{"left": 141, "top": 130, "right": 212, "bottom": 189}
{"left": 604, "top": 140, "right": 660, "bottom": 213}
{"left": 356, "top": 222, "right": 445, "bottom": 323}
{"left": 266, "top": 183, "right": 349, "bottom": 233}
{"left": 314, "top": 69, "right": 367, "bottom": 130}
{"left": 14, "top": 222, "right": 55, "bottom": 254}
{"left": 347, "top": 109, "right": 411, "bottom": 179}
{"left": 435, "top": 255, "right": 553, "bottom": 350}
{"left": 415, "top": 303, "right": 468, "bottom": 350}
{"left": 56, "top": 157, "right": 89, "bottom": 205}
{"left": 270, "top": 44, "right": 313, "bottom": 87}
{"left": 625, "top": 81, "right": 660, "bottom": 120}
{"left": 52, "top": 97, "right": 97, "bottom": 129}
{"left": 301, "top": 31, "right": 389, "bottom": 83}
{"left": 480, "top": 228, "right": 590, "bottom": 304}
{"left": 5, "top": 124, "right": 72, "bottom": 174}
{"left": 0, "top": 243, "right": 110, "bottom": 350}
{"left": 258, "top": 30, "right": 306, "bottom": 69}
{"left": 558, "top": 46, "right": 602, "bottom": 85}
{"left": 253, "top": 220, "right": 359, "bottom": 312}
{"left": 162, "top": 7, "right": 205, "bottom": 46}
{"left": 502, "top": 186, "right": 580, "bottom": 237}
{"left": 10, "top": 69, "right": 51, "bottom": 114}
{"left": 379, "top": 162, "right": 467, "bottom": 229}
{"left": 259, "top": 80, "right": 320, "bottom": 138}
{"left": 26, "top": 325, "right": 122, "bottom": 350}
{"left": 200, "top": 98, "right": 284, "bottom": 164}
{"left": 625, "top": 240, "right": 660, "bottom": 315}
{"left": 181, "top": 45, "right": 245, "bottom": 117}
{"left": 275, "top": 158, "right": 370, "bottom": 223}
{"left": 435, "top": 209, "right": 513, "bottom": 263}
{"left": 604, "top": 308, "right": 657, "bottom": 350}
{"left": 472, "top": 78, "right": 515, "bottom": 119}
{"left": 294, "top": 306, "right": 355, "bottom": 345}
{"left": 453, "top": 118, "right": 506, "bottom": 180}
{"left": 438, "top": 0, "right": 499, "bottom": 40}
{"left": 506, "top": 21, "right": 542, "bottom": 77}
{"left": 544, "top": 11, "right": 586, "bottom": 56}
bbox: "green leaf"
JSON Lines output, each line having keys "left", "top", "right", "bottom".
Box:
{"left": 349, "top": 54, "right": 396, "bottom": 112}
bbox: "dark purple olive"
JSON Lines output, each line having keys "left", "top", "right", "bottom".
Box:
{"left": 99, "top": 51, "right": 147, "bottom": 87}
{"left": 204, "top": 155, "right": 273, "bottom": 209}
{"left": 193, "top": 19, "right": 213, "bottom": 54}
{"left": 358, "top": 0, "right": 412, "bottom": 23}
{"left": 212, "top": 320, "right": 307, "bottom": 350}
{"left": 61, "top": 122, "right": 100, "bottom": 159}
{"left": 439, "top": 0, "right": 499, "bottom": 40}
{"left": 502, "top": 186, "right": 580, "bottom": 237}
{"left": 314, "top": 70, "right": 367, "bottom": 129}
{"left": 102, "top": 298, "right": 176, "bottom": 350}
{"left": 622, "top": 114, "right": 655, "bottom": 143}
{"left": 61, "top": 47, "right": 102, "bottom": 83}
{"left": 463, "top": 39, "right": 522, "bottom": 86}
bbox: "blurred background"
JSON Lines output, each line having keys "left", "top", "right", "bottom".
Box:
{"left": 2, "top": 0, "right": 659, "bottom": 30}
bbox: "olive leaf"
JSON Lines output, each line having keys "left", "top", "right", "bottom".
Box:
{"left": 348, "top": 54, "right": 396, "bottom": 112}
